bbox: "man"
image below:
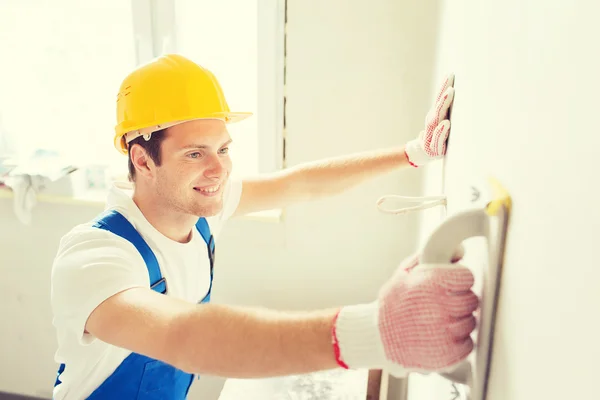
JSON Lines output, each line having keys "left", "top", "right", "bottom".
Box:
{"left": 50, "top": 54, "right": 477, "bottom": 399}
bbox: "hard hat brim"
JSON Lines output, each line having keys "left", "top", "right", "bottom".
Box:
{"left": 114, "top": 112, "right": 253, "bottom": 155}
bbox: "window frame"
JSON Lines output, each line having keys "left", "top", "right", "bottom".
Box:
{"left": 133, "top": 0, "right": 286, "bottom": 175}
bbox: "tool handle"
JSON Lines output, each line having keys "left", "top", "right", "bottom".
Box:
{"left": 418, "top": 208, "right": 489, "bottom": 389}
{"left": 420, "top": 208, "right": 488, "bottom": 264}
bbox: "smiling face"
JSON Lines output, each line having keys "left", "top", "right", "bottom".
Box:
{"left": 134, "top": 119, "right": 233, "bottom": 218}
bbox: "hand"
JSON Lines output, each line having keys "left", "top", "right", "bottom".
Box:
{"left": 331, "top": 248, "right": 478, "bottom": 377}
{"left": 404, "top": 74, "right": 455, "bottom": 167}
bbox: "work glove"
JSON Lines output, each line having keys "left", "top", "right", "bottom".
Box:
{"left": 404, "top": 74, "right": 455, "bottom": 167}
{"left": 332, "top": 248, "right": 478, "bottom": 377}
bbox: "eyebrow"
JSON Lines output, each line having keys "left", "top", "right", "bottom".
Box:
{"left": 180, "top": 138, "right": 233, "bottom": 150}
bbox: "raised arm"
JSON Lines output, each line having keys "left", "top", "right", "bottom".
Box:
{"left": 234, "top": 74, "right": 455, "bottom": 216}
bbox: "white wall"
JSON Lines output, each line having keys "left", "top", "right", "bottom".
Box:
{"left": 406, "top": 1, "right": 600, "bottom": 399}
{"left": 0, "top": 0, "right": 440, "bottom": 399}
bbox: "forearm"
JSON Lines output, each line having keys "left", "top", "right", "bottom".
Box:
{"left": 169, "top": 303, "right": 340, "bottom": 378}
{"left": 289, "top": 146, "right": 409, "bottom": 200}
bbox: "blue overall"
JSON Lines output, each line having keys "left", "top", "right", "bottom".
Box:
{"left": 54, "top": 210, "right": 215, "bottom": 399}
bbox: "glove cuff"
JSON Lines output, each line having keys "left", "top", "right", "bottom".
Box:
{"left": 332, "top": 302, "right": 387, "bottom": 370}
{"left": 404, "top": 138, "right": 429, "bottom": 167}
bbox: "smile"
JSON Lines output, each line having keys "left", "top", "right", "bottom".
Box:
{"left": 194, "top": 184, "right": 221, "bottom": 196}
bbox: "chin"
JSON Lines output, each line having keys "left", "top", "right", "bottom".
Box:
{"left": 190, "top": 200, "right": 224, "bottom": 218}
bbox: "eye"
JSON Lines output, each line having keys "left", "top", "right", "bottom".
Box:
{"left": 187, "top": 152, "right": 203, "bottom": 159}
{"left": 219, "top": 147, "right": 230, "bottom": 155}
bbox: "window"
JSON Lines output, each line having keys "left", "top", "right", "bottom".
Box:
{"left": 0, "top": 0, "right": 139, "bottom": 173}
{"left": 0, "top": 0, "right": 285, "bottom": 186}
{"left": 159, "top": 0, "right": 286, "bottom": 178}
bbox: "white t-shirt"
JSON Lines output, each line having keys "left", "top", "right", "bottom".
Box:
{"left": 50, "top": 179, "right": 242, "bottom": 400}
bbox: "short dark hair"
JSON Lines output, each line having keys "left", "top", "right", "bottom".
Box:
{"left": 127, "top": 129, "right": 167, "bottom": 182}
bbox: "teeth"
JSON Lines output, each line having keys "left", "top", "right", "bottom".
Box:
{"left": 198, "top": 184, "right": 220, "bottom": 193}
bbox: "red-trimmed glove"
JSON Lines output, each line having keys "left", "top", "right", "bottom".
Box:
{"left": 331, "top": 250, "right": 478, "bottom": 377}
{"left": 404, "top": 74, "right": 455, "bottom": 167}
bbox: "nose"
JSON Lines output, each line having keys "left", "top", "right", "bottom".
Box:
{"left": 204, "top": 154, "right": 225, "bottom": 180}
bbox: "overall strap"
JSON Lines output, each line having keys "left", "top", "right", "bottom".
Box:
{"left": 195, "top": 217, "right": 215, "bottom": 304}
{"left": 92, "top": 210, "right": 167, "bottom": 294}
{"left": 195, "top": 217, "right": 214, "bottom": 252}
{"left": 195, "top": 217, "right": 215, "bottom": 267}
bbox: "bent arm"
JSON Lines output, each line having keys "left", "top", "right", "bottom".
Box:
{"left": 86, "top": 287, "right": 340, "bottom": 378}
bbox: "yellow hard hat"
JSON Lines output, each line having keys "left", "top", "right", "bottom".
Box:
{"left": 114, "top": 54, "right": 252, "bottom": 154}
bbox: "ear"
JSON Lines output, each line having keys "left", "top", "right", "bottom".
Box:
{"left": 129, "top": 144, "right": 155, "bottom": 179}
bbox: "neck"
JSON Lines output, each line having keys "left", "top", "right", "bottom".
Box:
{"left": 132, "top": 184, "right": 197, "bottom": 243}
